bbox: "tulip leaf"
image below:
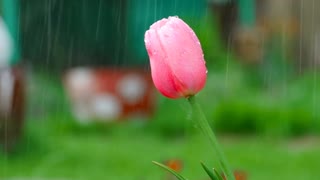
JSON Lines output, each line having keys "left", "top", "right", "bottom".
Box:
{"left": 213, "top": 168, "right": 224, "bottom": 180}
{"left": 201, "top": 162, "right": 223, "bottom": 180}
{"left": 152, "top": 161, "right": 188, "bottom": 180}
{"left": 201, "top": 162, "right": 219, "bottom": 180}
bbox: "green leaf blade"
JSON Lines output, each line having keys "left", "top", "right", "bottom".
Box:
{"left": 213, "top": 168, "right": 224, "bottom": 180}
{"left": 152, "top": 161, "right": 188, "bottom": 180}
{"left": 201, "top": 162, "right": 219, "bottom": 180}
{"left": 201, "top": 162, "right": 224, "bottom": 180}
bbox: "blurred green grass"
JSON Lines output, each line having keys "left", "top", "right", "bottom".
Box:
{"left": 1, "top": 69, "right": 320, "bottom": 180}
{"left": 1, "top": 120, "right": 320, "bottom": 180}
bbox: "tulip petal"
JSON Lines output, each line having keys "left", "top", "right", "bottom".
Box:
{"left": 145, "top": 16, "right": 207, "bottom": 98}
{"left": 157, "top": 17, "right": 207, "bottom": 95}
{"left": 144, "top": 29, "right": 181, "bottom": 98}
{"left": 150, "top": 18, "right": 169, "bottom": 30}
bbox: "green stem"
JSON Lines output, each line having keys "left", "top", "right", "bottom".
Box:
{"left": 188, "top": 95, "right": 235, "bottom": 180}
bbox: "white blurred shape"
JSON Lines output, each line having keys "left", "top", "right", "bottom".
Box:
{"left": 0, "top": 17, "right": 13, "bottom": 68}
{"left": 65, "top": 67, "right": 95, "bottom": 123}
{"left": 117, "top": 74, "right": 146, "bottom": 104}
{"left": 91, "top": 93, "right": 121, "bottom": 121}
{"left": 66, "top": 67, "right": 94, "bottom": 99}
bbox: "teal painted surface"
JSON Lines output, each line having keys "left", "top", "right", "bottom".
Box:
{"left": 2, "top": 0, "right": 20, "bottom": 64}
{"left": 126, "top": 0, "right": 208, "bottom": 63}
{"left": 238, "top": 0, "right": 256, "bottom": 27}
{"left": 1, "top": 0, "right": 208, "bottom": 66}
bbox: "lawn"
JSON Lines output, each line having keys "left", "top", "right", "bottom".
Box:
{"left": 1, "top": 70, "right": 320, "bottom": 180}
{"left": 1, "top": 119, "right": 320, "bottom": 180}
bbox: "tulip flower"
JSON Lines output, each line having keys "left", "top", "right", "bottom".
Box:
{"left": 145, "top": 17, "right": 235, "bottom": 180}
{"left": 144, "top": 16, "right": 207, "bottom": 99}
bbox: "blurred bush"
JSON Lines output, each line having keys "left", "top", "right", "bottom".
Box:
{"left": 148, "top": 97, "right": 194, "bottom": 137}
{"left": 150, "top": 68, "right": 319, "bottom": 138}
{"left": 28, "top": 62, "right": 320, "bottom": 138}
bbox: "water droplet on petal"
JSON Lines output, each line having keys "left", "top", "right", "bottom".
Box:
{"left": 152, "top": 50, "right": 157, "bottom": 55}
{"left": 144, "top": 39, "right": 150, "bottom": 46}
{"left": 180, "top": 51, "right": 187, "bottom": 56}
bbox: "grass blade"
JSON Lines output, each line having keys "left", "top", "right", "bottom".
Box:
{"left": 213, "top": 168, "right": 224, "bottom": 180}
{"left": 201, "top": 162, "right": 220, "bottom": 180}
{"left": 152, "top": 161, "right": 188, "bottom": 180}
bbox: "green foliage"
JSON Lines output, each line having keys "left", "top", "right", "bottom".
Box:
{"left": 3, "top": 70, "right": 319, "bottom": 179}
{"left": 148, "top": 97, "right": 195, "bottom": 137}
{"left": 201, "top": 162, "right": 224, "bottom": 180}
{"left": 151, "top": 66, "right": 320, "bottom": 137}
{"left": 207, "top": 69, "right": 319, "bottom": 137}
{"left": 153, "top": 161, "right": 188, "bottom": 180}
{"left": 2, "top": 121, "right": 320, "bottom": 180}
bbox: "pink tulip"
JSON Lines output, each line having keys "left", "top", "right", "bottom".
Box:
{"left": 144, "top": 16, "right": 207, "bottom": 99}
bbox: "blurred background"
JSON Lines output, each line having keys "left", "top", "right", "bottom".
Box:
{"left": 1, "top": 0, "right": 320, "bottom": 179}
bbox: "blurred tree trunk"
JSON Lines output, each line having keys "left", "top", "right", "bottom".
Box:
{"left": 0, "top": 66, "right": 25, "bottom": 152}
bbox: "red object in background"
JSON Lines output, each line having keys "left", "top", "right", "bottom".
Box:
{"left": 233, "top": 170, "right": 247, "bottom": 180}
{"left": 164, "top": 159, "right": 183, "bottom": 180}
{"left": 165, "top": 159, "right": 183, "bottom": 172}
{"left": 64, "top": 67, "right": 156, "bottom": 123}
{"left": 223, "top": 170, "right": 247, "bottom": 180}
{"left": 0, "top": 66, "right": 25, "bottom": 152}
